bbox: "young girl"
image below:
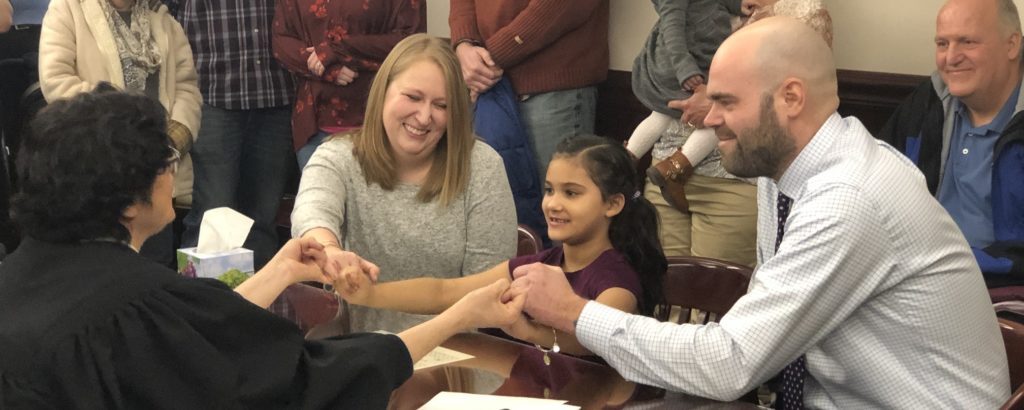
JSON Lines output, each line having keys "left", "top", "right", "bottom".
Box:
{"left": 336, "top": 135, "right": 666, "bottom": 355}
{"left": 626, "top": 0, "right": 753, "bottom": 211}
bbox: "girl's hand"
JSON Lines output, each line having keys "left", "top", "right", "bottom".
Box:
{"left": 499, "top": 312, "right": 538, "bottom": 341}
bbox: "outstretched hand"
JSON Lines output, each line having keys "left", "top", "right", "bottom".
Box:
{"left": 333, "top": 265, "right": 375, "bottom": 304}
{"left": 321, "top": 245, "right": 380, "bottom": 285}
{"left": 267, "top": 237, "right": 331, "bottom": 284}
{"left": 449, "top": 279, "right": 525, "bottom": 331}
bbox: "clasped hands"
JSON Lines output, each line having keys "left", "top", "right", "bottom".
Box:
{"left": 303, "top": 47, "right": 358, "bottom": 86}
{"left": 332, "top": 260, "right": 585, "bottom": 338}
{"left": 455, "top": 42, "right": 502, "bottom": 102}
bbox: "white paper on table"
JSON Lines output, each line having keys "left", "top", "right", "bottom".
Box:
{"left": 413, "top": 346, "right": 475, "bottom": 371}
{"left": 418, "top": 391, "right": 580, "bottom": 410}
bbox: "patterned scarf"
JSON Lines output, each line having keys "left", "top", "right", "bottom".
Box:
{"left": 98, "top": 0, "right": 163, "bottom": 92}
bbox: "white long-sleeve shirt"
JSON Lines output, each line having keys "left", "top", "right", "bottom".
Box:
{"left": 577, "top": 113, "right": 1009, "bottom": 408}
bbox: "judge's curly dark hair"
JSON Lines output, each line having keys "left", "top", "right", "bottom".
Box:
{"left": 11, "top": 88, "right": 174, "bottom": 243}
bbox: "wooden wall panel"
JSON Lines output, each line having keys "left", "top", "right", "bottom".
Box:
{"left": 594, "top": 69, "right": 928, "bottom": 143}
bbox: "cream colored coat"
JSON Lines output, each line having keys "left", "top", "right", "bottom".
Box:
{"left": 40, "top": 0, "right": 201, "bottom": 200}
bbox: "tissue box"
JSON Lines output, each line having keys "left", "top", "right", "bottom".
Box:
{"left": 177, "top": 247, "right": 254, "bottom": 285}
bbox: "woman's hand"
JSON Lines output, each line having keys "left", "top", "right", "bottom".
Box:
{"left": 447, "top": 279, "right": 525, "bottom": 331}
{"left": 322, "top": 245, "right": 380, "bottom": 284}
{"left": 333, "top": 265, "right": 375, "bottom": 304}
{"left": 305, "top": 47, "right": 325, "bottom": 76}
{"left": 234, "top": 237, "right": 329, "bottom": 308}
{"left": 266, "top": 237, "right": 331, "bottom": 284}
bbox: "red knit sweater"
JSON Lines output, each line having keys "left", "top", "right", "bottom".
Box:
{"left": 449, "top": 0, "right": 609, "bottom": 96}
{"left": 272, "top": 0, "right": 425, "bottom": 149}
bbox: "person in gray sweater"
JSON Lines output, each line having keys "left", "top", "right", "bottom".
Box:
{"left": 291, "top": 34, "right": 517, "bottom": 333}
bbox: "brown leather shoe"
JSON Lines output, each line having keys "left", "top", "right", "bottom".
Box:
{"left": 646, "top": 149, "right": 694, "bottom": 186}
{"left": 646, "top": 149, "right": 694, "bottom": 212}
{"left": 659, "top": 177, "right": 690, "bottom": 212}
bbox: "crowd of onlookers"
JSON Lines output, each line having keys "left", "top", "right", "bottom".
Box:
{"left": 0, "top": 0, "right": 1017, "bottom": 291}
{"left": 0, "top": 0, "right": 1021, "bottom": 408}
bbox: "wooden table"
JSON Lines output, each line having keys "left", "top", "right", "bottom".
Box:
{"left": 387, "top": 332, "right": 758, "bottom": 410}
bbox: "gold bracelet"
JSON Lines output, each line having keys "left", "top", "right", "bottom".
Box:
{"left": 534, "top": 328, "right": 560, "bottom": 366}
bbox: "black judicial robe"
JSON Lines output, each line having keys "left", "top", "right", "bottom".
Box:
{"left": 0, "top": 238, "right": 412, "bottom": 409}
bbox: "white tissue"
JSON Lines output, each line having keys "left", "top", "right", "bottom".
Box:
{"left": 196, "top": 207, "right": 254, "bottom": 253}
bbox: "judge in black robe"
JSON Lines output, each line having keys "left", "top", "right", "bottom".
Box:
{"left": 0, "top": 89, "right": 525, "bottom": 409}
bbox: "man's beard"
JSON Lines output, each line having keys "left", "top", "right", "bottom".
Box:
{"left": 719, "top": 93, "right": 796, "bottom": 179}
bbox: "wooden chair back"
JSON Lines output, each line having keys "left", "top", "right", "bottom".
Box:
{"left": 654, "top": 256, "right": 753, "bottom": 324}
{"left": 516, "top": 224, "right": 543, "bottom": 256}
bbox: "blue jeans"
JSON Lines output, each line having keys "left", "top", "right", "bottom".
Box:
{"left": 296, "top": 130, "right": 330, "bottom": 172}
{"left": 182, "top": 105, "right": 295, "bottom": 269}
{"left": 518, "top": 86, "right": 597, "bottom": 182}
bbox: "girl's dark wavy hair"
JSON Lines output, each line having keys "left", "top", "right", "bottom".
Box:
{"left": 12, "top": 87, "right": 174, "bottom": 243}
{"left": 553, "top": 135, "right": 666, "bottom": 315}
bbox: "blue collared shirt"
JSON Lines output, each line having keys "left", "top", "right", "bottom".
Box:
{"left": 11, "top": 0, "right": 48, "bottom": 25}
{"left": 938, "top": 84, "right": 1020, "bottom": 248}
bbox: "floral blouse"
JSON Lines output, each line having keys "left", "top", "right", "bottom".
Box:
{"left": 272, "top": 0, "right": 425, "bottom": 149}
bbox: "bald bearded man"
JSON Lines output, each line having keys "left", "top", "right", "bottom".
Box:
{"left": 509, "top": 17, "right": 1009, "bottom": 408}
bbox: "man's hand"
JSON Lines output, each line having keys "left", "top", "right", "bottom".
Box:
{"left": 510, "top": 263, "right": 588, "bottom": 334}
{"left": 455, "top": 42, "right": 503, "bottom": 95}
{"left": 305, "top": 47, "right": 325, "bottom": 76}
{"left": 670, "top": 84, "right": 711, "bottom": 128}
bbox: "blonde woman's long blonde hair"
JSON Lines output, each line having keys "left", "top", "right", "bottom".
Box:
{"left": 351, "top": 33, "right": 474, "bottom": 207}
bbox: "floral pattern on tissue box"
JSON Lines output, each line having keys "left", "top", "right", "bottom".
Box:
{"left": 177, "top": 247, "right": 254, "bottom": 287}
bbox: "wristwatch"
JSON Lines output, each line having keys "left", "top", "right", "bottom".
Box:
{"left": 454, "top": 38, "right": 484, "bottom": 48}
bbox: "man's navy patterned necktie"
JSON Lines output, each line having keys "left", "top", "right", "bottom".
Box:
{"left": 774, "top": 193, "right": 806, "bottom": 410}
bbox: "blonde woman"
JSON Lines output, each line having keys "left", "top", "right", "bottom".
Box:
{"left": 39, "top": 0, "right": 200, "bottom": 266}
{"left": 291, "top": 33, "right": 517, "bottom": 333}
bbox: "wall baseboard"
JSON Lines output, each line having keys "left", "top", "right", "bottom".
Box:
{"left": 594, "top": 69, "right": 929, "bottom": 142}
